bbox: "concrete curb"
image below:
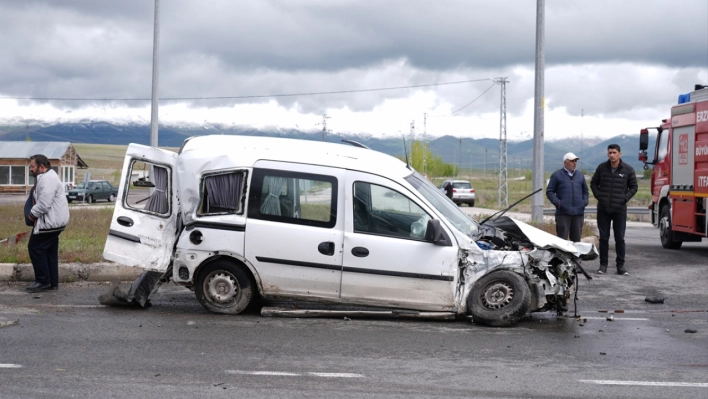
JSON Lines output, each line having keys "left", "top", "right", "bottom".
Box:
{"left": 0, "top": 262, "right": 142, "bottom": 283}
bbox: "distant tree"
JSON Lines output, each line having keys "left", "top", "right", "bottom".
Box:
{"left": 407, "top": 141, "right": 457, "bottom": 179}
{"left": 643, "top": 168, "right": 652, "bottom": 180}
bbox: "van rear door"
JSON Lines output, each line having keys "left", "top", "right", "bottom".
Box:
{"left": 102, "top": 144, "right": 178, "bottom": 272}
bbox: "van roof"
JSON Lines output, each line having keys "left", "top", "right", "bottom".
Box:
{"left": 179, "top": 134, "right": 412, "bottom": 178}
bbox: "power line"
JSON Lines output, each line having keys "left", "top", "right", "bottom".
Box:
{"left": 429, "top": 82, "right": 496, "bottom": 117}
{"left": 0, "top": 78, "right": 493, "bottom": 102}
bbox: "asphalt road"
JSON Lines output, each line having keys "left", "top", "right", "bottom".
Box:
{"left": 1, "top": 225, "right": 707, "bottom": 398}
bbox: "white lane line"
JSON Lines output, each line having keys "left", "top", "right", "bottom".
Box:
{"left": 580, "top": 380, "right": 708, "bottom": 387}
{"left": 308, "top": 373, "right": 364, "bottom": 378}
{"left": 583, "top": 316, "right": 650, "bottom": 321}
{"left": 225, "top": 370, "right": 363, "bottom": 378}
{"left": 0, "top": 364, "right": 22, "bottom": 368}
{"left": 35, "top": 305, "right": 107, "bottom": 308}
{"left": 226, "top": 371, "right": 299, "bottom": 376}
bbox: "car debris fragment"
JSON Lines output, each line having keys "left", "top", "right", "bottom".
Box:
{"left": 0, "top": 318, "right": 19, "bottom": 328}
{"left": 645, "top": 296, "right": 665, "bottom": 304}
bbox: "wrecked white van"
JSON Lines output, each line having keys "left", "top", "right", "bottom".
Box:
{"left": 102, "top": 135, "right": 597, "bottom": 327}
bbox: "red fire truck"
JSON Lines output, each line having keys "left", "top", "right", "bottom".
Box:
{"left": 639, "top": 84, "right": 708, "bottom": 249}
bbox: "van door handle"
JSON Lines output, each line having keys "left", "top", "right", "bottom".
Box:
{"left": 318, "top": 241, "right": 335, "bottom": 256}
{"left": 351, "top": 247, "right": 369, "bottom": 257}
{"left": 117, "top": 216, "right": 134, "bottom": 227}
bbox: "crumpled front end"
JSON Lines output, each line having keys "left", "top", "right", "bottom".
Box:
{"left": 455, "top": 216, "right": 596, "bottom": 326}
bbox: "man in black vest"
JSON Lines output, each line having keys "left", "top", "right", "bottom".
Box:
{"left": 590, "top": 144, "right": 638, "bottom": 276}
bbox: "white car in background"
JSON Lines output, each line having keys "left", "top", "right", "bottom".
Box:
{"left": 439, "top": 180, "right": 475, "bottom": 207}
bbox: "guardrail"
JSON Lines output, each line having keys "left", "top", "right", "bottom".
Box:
{"left": 543, "top": 207, "right": 652, "bottom": 222}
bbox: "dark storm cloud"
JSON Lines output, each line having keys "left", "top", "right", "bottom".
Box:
{"left": 0, "top": 0, "right": 706, "bottom": 116}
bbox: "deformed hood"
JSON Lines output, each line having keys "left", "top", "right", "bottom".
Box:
{"left": 485, "top": 216, "right": 597, "bottom": 259}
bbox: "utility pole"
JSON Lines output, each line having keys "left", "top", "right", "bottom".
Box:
{"left": 423, "top": 113, "right": 428, "bottom": 177}
{"left": 531, "top": 0, "right": 545, "bottom": 223}
{"left": 494, "top": 77, "right": 509, "bottom": 207}
{"left": 409, "top": 120, "right": 415, "bottom": 164}
{"left": 484, "top": 148, "right": 487, "bottom": 178}
{"left": 150, "top": 0, "right": 160, "bottom": 148}
{"left": 459, "top": 136, "right": 462, "bottom": 178}
{"left": 318, "top": 114, "right": 331, "bottom": 141}
{"left": 580, "top": 108, "right": 584, "bottom": 170}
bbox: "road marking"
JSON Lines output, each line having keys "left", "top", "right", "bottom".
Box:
{"left": 583, "top": 316, "right": 649, "bottom": 321}
{"left": 308, "top": 372, "right": 363, "bottom": 378}
{"left": 580, "top": 380, "right": 708, "bottom": 387}
{"left": 34, "top": 305, "right": 108, "bottom": 308}
{"left": 225, "top": 370, "right": 363, "bottom": 378}
{"left": 0, "top": 364, "right": 22, "bottom": 368}
{"left": 226, "top": 371, "right": 299, "bottom": 376}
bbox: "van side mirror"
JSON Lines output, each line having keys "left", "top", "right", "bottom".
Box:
{"left": 639, "top": 128, "right": 649, "bottom": 151}
{"left": 425, "top": 219, "right": 452, "bottom": 246}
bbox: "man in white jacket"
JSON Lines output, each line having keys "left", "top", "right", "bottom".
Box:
{"left": 25, "top": 154, "right": 70, "bottom": 293}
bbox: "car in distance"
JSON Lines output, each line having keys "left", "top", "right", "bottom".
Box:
{"left": 66, "top": 180, "right": 118, "bottom": 203}
{"left": 439, "top": 180, "right": 475, "bottom": 207}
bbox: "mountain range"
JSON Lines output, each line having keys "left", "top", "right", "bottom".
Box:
{"left": 0, "top": 121, "right": 653, "bottom": 173}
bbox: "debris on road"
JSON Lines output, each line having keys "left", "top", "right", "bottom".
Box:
{"left": 645, "top": 296, "right": 665, "bottom": 304}
{"left": 684, "top": 329, "right": 697, "bottom": 333}
{"left": 606, "top": 315, "right": 614, "bottom": 321}
{"left": 261, "top": 307, "right": 456, "bottom": 320}
{"left": 0, "top": 318, "right": 19, "bottom": 328}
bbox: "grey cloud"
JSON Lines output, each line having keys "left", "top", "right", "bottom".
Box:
{"left": 0, "top": 0, "right": 706, "bottom": 117}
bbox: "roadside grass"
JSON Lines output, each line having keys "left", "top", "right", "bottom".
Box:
{"left": 0, "top": 204, "right": 112, "bottom": 263}
{"left": 5, "top": 145, "right": 646, "bottom": 262}
{"left": 0, "top": 201, "right": 596, "bottom": 264}
{"left": 434, "top": 173, "right": 652, "bottom": 222}
{"left": 72, "top": 143, "right": 178, "bottom": 184}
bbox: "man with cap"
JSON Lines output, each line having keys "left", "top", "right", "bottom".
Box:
{"left": 546, "top": 152, "right": 589, "bottom": 243}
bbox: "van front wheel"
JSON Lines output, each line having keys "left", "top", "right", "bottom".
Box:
{"left": 196, "top": 260, "right": 253, "bottom": 314}
{"left": 467, "top": 271, "right": 531, "bottom": 327}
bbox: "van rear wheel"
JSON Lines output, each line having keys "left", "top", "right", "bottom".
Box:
{"left": 196, "top": 260, "right": 253, "bottom": 314}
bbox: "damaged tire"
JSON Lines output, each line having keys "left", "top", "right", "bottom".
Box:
{"left": 196, "top": 260, "right": 253, "bottom": 315}
{"left": 467, "top": 271, "right": 531, "bottom": 327}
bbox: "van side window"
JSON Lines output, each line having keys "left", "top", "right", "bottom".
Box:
{"left": 353, "top": 182, "right": 430, "bottom": 240}
{"left": 198, "top": 171, "right": 246, "bottom": 215}
{"left": 124, "top": 160, "right": 171, "bottom": 217}
{"left": 248, "top": 168, "right": 337, "bottom": 228}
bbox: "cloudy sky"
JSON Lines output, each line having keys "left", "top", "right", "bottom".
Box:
{"left": 1, "top": 0, "right": 707, "bottom": 141}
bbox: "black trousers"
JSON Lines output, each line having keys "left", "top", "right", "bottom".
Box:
{"left": 28, "top": 231, "right": 62, "bottom": 287}
{"left": 596, "top": 210, "right": 627, "bottom": 267}
{"left": 555, "top": 214, "right": 584, "bottom": 242}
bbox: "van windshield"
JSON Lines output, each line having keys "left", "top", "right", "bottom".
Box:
{"left": 405, "top": 172, "right": 479, "bottom": 238}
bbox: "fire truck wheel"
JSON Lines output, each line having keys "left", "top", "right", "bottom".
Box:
{"left": 659, "top": 206, "right": 682, "bottom": 249}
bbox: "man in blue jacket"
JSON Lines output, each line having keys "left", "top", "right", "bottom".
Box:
{"left": 546, "top": 152, "right": 588, "bottom": 243}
